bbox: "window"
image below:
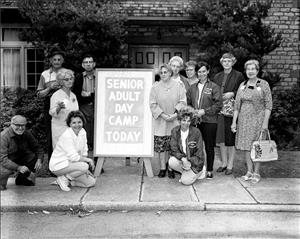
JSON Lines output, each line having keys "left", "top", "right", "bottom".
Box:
{"left": 26, "top": 49, "right": 44, "bottom": 90}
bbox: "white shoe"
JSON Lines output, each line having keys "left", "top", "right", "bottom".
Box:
{"left": 241, "top": 172, "right": 253, "bottom": 181}
{"left": 198, "top": 165, "right": 206, "bottom": 180}
{"left": 56, "top": 176, "right": 71, "bottom": 192}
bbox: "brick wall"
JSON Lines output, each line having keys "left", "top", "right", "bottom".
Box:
{"left": 263, "top": 0, "right": 300, "bottom": 90}
{"left": 120, "top": 0, "right": 300, "bottom": 89}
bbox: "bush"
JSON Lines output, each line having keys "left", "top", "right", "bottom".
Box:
{"left": 269, "top": 86, "right": 300, "bottom": 150}
{"left": 0, "top": 87, "right": 47, "bottom": 152}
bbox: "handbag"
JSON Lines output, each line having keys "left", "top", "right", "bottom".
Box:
{"left": 220, "top": 98, "right": 235, "bottom": 117}
{"left": 250, "top": 129, "right": 278, "bottom": 162}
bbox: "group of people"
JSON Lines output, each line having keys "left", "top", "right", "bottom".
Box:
{"left": 0, "top": 50, "right": 272, "bottom": 191}
{"left": 0, "top": 49, "right": 98, "bottom": 191}
{"left": 150, "top": 54, "right": 272, "bottom": 185}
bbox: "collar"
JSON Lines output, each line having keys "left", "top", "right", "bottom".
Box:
{"left": 7, "top": 126, "right": 23, "bottom": 138}
{"left": 83, "top": 70, "right": 95, "bottom": 77}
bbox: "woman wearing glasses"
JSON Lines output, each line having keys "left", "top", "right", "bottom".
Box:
{"left": 49, "top": 69, "right": 79, "bottom": 148}
{"left": 150, "top": 64, "right": 187, "bottom": 178}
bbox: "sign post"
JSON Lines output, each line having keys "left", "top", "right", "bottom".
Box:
{"left": 93, "top": 69, "right": 154, "bottom": 177}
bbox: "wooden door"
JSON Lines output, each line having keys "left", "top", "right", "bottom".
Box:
{"left": 129, "top": 45, "right": 188, "bottom": 72}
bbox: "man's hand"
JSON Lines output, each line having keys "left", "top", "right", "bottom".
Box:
{"left": 34, "top": 159, "right": 42, "bottom": 171}
{"left": 223, "top": 92, "right": 234, "bottom": 100}
{"left": 18, "top": 165, "right": 29, "bottom": 174}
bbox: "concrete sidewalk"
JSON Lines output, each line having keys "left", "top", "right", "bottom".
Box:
{"left": 1, "top": 157, "right": 299, "bottom": 213}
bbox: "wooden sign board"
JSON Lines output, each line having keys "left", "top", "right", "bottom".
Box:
{"left": 94, "top": 69, "right": 154, "bottom": 157}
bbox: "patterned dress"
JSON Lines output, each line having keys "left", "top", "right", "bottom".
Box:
{"left": 235, "top": 79, "right": 272, "bottom": 150}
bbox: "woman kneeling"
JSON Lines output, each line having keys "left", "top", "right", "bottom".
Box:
{"left": 49, "top": 110, "right": 96, "bottom": 191}
{"left": 168, "top": 106, "right": 206, "bottom": 185}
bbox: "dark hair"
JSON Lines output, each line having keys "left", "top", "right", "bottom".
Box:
{"left": 177, "top": 106, "right": 196, "bottom": 124}
{"left": 66, "top": 110, "right": 86, "bottom": 127}
{"left": 197, "top": 61, "right": 210, "bottom": 71}
{"left": 82, "top": 54, "right": 95, "bottom": 62}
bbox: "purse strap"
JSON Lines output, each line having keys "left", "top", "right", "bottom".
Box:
{"left": 258, "top": 129, "right": 271, "bottom": 142}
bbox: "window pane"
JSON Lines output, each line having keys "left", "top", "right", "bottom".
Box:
{"left": 27, "top": 49, "right": 36, "bottom": 61}
{"left": 2, "top": 48, "right": 21, "bottom": 88}
{"left": 2, "top": 28, "right": 21, "bottom": 41}
{"left": 37, "top": 62, "right": 44, "bottom": 73}
{"left": 27, "top": 74, "right": 36, "bottom": 86}
{"left": 27, "top": 62, "right": 36, "bottom": 73}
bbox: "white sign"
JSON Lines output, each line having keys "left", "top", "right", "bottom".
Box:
{"left": 94, "top": 69, "right": 154, "bottom": 157}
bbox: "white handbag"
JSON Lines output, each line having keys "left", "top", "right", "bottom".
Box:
{"left": 250, "top": 129, "right": 278, "bottom": 162}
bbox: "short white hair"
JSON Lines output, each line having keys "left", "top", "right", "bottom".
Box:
{"left": 169, "top": 56, "right": 184, "bottom": 68}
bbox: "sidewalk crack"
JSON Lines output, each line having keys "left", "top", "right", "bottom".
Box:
{"left": 138, "top": 161, "right": 145, "bottom": 202}
{"left": 236, "top": 177, "right": 259, "bottom": 204}
{"left": 190, "top": 184, "right": 200, "bottom": 202}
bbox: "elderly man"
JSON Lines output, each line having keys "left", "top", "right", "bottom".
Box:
{"left": 37, "top": 48, "right": 65, "bottom": 159}
{"left": 73, "top": 54, "right": 96, "bottom": 150}
{"left": 0, "top": 115, "right": 44, "bottom": 190}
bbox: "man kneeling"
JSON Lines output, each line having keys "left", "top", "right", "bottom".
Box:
{"left": 168, "top": 106, "right": 205, "bottom": 185}
{"left": 0, "top": 115, "right": 44, "bottom": 190}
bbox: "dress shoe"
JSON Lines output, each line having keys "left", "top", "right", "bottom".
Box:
{"left": 158, "top": 169, "right": 166, "bottom": 178}
{"left": 225, "top": 169, "right": 233, "bottom": 175}
{"left": 216, "top": 166, "right": 227, "bottom": 172}
{"left": 206, "top": 172, "right": 213, "bottom": 179}
{"left": 168, "top": 170, "right": 175, "bottom": 179}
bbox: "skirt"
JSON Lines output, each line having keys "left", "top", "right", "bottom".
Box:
{"left": 154, "top": 135, "right": 171, "bottom": 153}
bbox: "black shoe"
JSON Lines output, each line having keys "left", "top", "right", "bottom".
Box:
{"left": 158, "top": 169, "right": 166, "bottom": 178}
{"left": 225, "top": 169, "right": 233, "bottom": 175}
{"left": 168, "top": 170, "right": 175, "bottom": 179}
{"left": 0, "top": 185, "right": 7, "bottom": 191}
{"left": 15, "top": 172, "right": 35, "bottom": 186}
{"left": 216, "top": 167, "right": 227, "bottom": 172}
{"left": 206, "top": 172, "right": 213, "bottom": 179}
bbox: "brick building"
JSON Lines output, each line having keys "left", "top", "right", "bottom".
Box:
{"left": 1, "top": 0, "right": 299, "bottom": 90}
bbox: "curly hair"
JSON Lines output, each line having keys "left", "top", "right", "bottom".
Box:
{"left": 244, "top": 59, "right": 260, "bottom": 71}
{"left": 66, "top": 110, "right": 86, "bottom": 127}
{"left": 177, "top": 106, "right": 196, "bottom": 124}
{"left": 56, "top": 69, "right": 74, "bottom": 82}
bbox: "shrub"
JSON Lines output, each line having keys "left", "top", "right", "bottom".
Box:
{"left": 269, "top": 86, "right": 300, "bottom": 150}
{"left": 190, "top": 0, "right": 282, "bottom": 75}
{"left": 0, "top": 87, "right": 47, "bottom": 152}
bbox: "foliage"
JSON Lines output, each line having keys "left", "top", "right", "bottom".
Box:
{"left": 190, "top": 0, "right": 282, "bottom": 75}
{"left": 269, "top": 86, "right": 300, "bottom": 150}
{"left": 261, "top": 71, "right": 282, "bottom": 90}
{"left": 17, "top": 0, "right": 128, "bottom": 72}
{"left": 0, "top": 88, "right": 47, "bottom": 151}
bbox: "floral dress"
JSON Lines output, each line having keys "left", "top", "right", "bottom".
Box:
{"left": 235, "top": 79, "right": 272, "bottom": 150}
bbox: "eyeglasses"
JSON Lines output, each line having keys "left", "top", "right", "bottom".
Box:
{"left": 63, "top": 77, "right": 74, "bottom": 81}
{"left": 12, "top": 123, "right": 26, "bottom": 128}
{"left": 83, "top": 61, "right": 94, "bottom": 64}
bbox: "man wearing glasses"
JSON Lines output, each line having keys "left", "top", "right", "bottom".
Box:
{"left": 73, "top": 55, "right": 96, "bottom": 151}
{"left": 0, "top": 115, "right": 44, "bottom": 190}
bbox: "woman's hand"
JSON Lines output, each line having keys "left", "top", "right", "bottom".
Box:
{"left": 223, "top": 92, "right": 234, "bottom": 100}
{"left": 195, "top": 109, "right": 205, "bottom": 117}
{"left": 50, "top": 81, "right": 61, "bottom": 90}
{"left": 167, "top": 113, "right": 178, "bottom": 122}
{"left": 161, "top": 112, "right": 170, "bottom": 121}
{"left": 231, "top": 122, "right": 237, "bottom": 133}
{"left": 81, "top": 157, "right": 95, "bottom": 171}
{"left": 182, "top": 157, "right": 191, "bottom": 170}
{"left": 56, "top": 101, "right": 66, "bottom": 114}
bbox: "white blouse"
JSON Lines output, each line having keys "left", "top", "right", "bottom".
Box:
{"left": 49, "top": 127, "right": 88, "bottom": 172}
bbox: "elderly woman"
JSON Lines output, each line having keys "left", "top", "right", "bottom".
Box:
{"left": 187, "top": 61, "right": 222, "bottom": 179}
{"left": 231, "top": 60, "right": 272, "bottom": 184}
{"left": 49, "top": 111, "right": 96, "bottom": 191}
{"left": 150, "top": 64, "right": 187, "bottom": 178}
{"left": 49, "top": 69, "right": 79, "bottom": 148}
{"left": 185, "top": 60, "right": 199, "bottom": 86}
{"left": 213, "top": 53, "right": 245, "bottom": 175}
{"left": 168, "top": 56, "right": 190, "bottom": 92}
{"left": 168, "top": 106, "right": 206, "bottom": 185}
